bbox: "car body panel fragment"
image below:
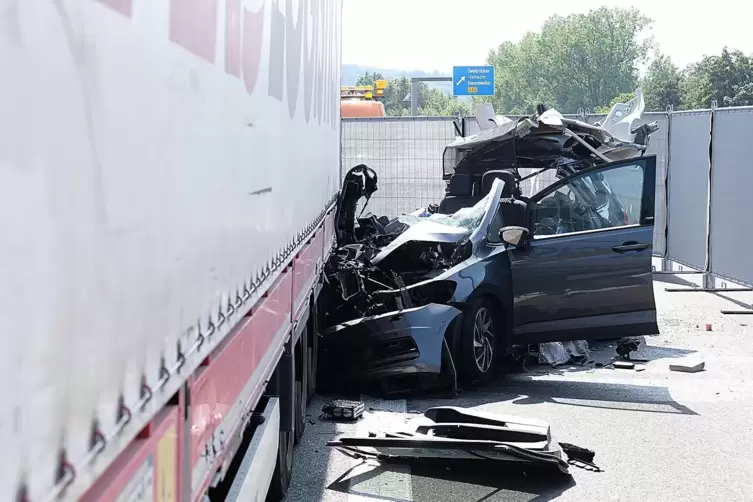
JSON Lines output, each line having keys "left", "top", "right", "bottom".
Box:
{"left": 328, "top": 406, "right": 571, "bottom": 474}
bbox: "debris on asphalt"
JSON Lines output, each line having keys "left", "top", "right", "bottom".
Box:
{"left": 538, "top": 340, "right": 590, "bottom": 367}
{"left": 321, "top": 399, "right": 365, "bottom": 421}
{"left": 616, "top": 338, "right": 640, "bottom": 360}
{"left": 560, "top": 443, "right": 603, "bottom": 472}
{"left": 328, "top": 406, "right": 577, "bottom": 474}
{"left": 613, "top": 361, "right": 635, "bottom": 370}
{"left": 670, "top": 359, "right": 706, "bottom": 373}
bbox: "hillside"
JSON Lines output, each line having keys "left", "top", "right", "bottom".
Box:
{"left": 341, "top": 64, "right": 454, "bottom": 94}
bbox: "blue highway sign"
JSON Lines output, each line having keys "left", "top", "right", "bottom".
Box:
{"left": 452, "top": 66, "right": 495, "bottom": 96}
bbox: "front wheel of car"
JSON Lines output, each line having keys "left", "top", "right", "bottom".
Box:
{"left": 459, "top": 297, "right": 500, "bottom": 384}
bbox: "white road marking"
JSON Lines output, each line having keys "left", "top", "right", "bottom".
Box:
{"left": 346, "top": 396, "right": 413, "bottom": 501}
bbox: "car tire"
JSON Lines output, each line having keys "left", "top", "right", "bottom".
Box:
{"left": 267, "top": 429, "right": 294, "bottom": 501}
{"left": 459, "top": 297, "right": 500, "bottom": 384}
{"left": 294, "top": 380, "right": 305, "bottom": 444}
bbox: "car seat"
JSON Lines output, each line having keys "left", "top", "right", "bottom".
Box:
{"left": 438, "top": 174, "right": 482, "bottom": 214}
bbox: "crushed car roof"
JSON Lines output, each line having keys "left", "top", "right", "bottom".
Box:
{"left": 442, "top": 88, "right": 658, "bottom": 178}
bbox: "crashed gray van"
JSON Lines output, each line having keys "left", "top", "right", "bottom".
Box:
{"left": 321, "top": 90, "right": 659, "bottom": 387}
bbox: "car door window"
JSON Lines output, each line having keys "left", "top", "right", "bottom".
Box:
{"left": 530, "top": 162, "right": 645, "bottom": 238}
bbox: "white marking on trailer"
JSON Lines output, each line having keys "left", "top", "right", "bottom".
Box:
{"left": 345, "top": 396, "right": 413, "bottom": 501}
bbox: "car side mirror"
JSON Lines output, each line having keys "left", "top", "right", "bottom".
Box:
{"left": 499, "top": 226, "right": 529, "bottom": 247}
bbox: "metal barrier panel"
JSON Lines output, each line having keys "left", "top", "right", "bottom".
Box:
{"left": 641, "top": 113, "right": 670, "bottom": 256}
{"left": 341, "top": 117, "right": 456, "bottom": 217}
{"left": 463, "top": 116, "right": 482, "bottom": 137}
{"left": 666, "top": 110, "right": 712, "bottom": 269}
{"left": 585, "top": 113, "right": 606, "bottom": 125}
{"left": 709, "top": 107, "right": 753, "bottom": 285}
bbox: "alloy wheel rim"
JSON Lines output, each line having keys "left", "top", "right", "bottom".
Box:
{"left": 473, "top": 307, "right": 494, "bottom": 373}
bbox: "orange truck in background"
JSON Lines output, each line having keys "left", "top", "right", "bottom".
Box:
{"left": 341, "top": 79, "right": 388, "bottom": 117}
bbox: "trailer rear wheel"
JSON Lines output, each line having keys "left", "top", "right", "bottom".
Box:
{"left": 294, "top": 380, "right": 306, "bottom": 444}
{"left": 267, "top": 430, "right": 294, "bottom": 501}
{"left": 307, "top": 345, "right": 317, "bottom": 403}
{"left": 306, "top": 297, "right": 320, "bottom": 402}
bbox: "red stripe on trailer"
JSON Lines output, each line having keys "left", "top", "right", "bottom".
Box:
{"left": 80, "top": 403, "right": 183, "bottom": 502}
{"left": 78, "top": 209, "right": 334, "bottom": 502}
{"left": 292, "top": 229, "right": 323, "bottom": 318}
{"left": 190, "top": 267, "right": 294, "bottom": 496}
{"left": 322, "top": 211, "right": 336, "bottom": 260}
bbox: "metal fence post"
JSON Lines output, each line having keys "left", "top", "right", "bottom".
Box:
{"left": 410, "top": 80, "right": 419, "bottom": 116}
{"left": 702, "top": 101, "right": 716, "bottom": 289}
{"left": 339, "top": 114, "right": 344, "bottom": 182}
{"left": 661, "top": 106, "right": 674, "bottom": 273}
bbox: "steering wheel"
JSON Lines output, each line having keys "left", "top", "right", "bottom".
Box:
{"left": 534, "top": 217, "right": 557, "bottom": 235}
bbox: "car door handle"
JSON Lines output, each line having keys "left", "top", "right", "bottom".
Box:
{"left": 612, "top": 242, "right": 649, "bottom": 253}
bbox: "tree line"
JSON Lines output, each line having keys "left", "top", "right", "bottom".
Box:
{"left": 355, "top": 7, "right": 753, "bottom": 116}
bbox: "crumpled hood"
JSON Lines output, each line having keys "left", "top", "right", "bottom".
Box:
{"left": 370, "top": 220, "right": 470, "bottom": 264}
{"left": 370, "top": 191, "right": 496, "bottom": 265}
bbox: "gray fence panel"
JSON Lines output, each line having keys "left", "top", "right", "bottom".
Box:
{"left": 464, "top": 117, "right": 481, "bottom": 137}
{"left": 585, "top": 114, "right": 606, "bottom": 125}
{"left": 709, "top": 107, "right": 753, "bottom": 285}
{"left": 341, "top": 117, "right": 456, "bottom": 217}
{"left": 666, "top": 111, "right": 712, "bottom": 269}
{"left": 641, "top": 113, "right": 670, "bottom": 256}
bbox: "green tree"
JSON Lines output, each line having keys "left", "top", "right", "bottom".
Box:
{"left": 381, "top": 76, "right": 412, "bottom": 116}
{"left": 354, "top": 73, "right": 471, "bottom": 116}
{"left": 418, "top": 89, "right": 471, "bottom": 116}
{"left": 641, "top": 53, "right": 682, "bottom": 111}
{"left": 480, "top": 7, "right": 653, "bottom": 114}
{"left": 355, "top": 72, "right": 384, "bottom": 87}
{"left": 680, "top": 48, "right": 753, "bottom": 108}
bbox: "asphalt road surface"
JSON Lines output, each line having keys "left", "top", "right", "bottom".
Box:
{"left": 285, "top": 278, "right": 753, "bottom": 502}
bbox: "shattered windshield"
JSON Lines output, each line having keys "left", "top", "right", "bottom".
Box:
{"left": 398, "top": 194, "right": 490, "bottom": 232}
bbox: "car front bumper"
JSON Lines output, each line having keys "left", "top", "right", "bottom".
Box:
{"left": 321, "top": 303, "right": 462, "bottom": 380}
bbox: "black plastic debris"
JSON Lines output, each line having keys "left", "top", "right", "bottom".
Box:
{"left": 560, "top": 443, "right": 602, "bottom": 472}
{"left": 328, "top": 406, "right": 575, "bottom": 475}
{"left": 321, "top": 399, "right": 365, "bottom": 421}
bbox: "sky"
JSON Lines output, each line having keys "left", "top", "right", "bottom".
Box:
{"left": 342, "top": 0, "right": 753, "bottom": 72}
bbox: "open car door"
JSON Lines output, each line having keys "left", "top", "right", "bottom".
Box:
{"left": 507, "top": 156, "right": 658, "bottom": 343}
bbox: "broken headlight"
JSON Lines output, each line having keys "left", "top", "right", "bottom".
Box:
{"left": 408, "top": 280, "right": 457, "bottom": 307}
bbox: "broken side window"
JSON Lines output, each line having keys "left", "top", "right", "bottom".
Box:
{"left": 486, "top": 208, "right": 504, "bottom": 244}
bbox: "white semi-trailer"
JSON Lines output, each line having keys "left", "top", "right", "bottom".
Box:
{"left": 0, "top": 0, "right": 341, "bottom": 500}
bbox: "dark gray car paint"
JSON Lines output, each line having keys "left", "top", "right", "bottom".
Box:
{"left": 507, "top": 156, "right": 658, "bottom": 342}
{"left": 322, "top": 303, "right": 462, "bottom": 379}
{"left": 324, "top": 156, "right": 658, "bottom": 379}
{"left": 508, "top": 225, "right": 658, "bottom": 341}
{"left": 442, "top": 156, "right": 658, "bottom": 346}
